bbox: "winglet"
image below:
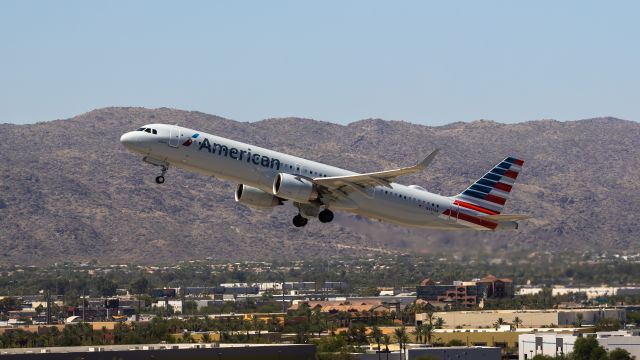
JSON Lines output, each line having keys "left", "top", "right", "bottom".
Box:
{"left": 416, "top": 149, "right": 440, "bottom": 170}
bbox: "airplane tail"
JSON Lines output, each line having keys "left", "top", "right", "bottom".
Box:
{"left": 453, "top": 157, "right": 524, "bottom": 215}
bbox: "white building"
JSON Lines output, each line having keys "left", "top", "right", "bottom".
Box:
{"left": 517, "top": 286, "right": 640, "bottom": 299}
{"left": 519, "top": 331, "right": 640, "bottom": 360}
{"left": 597, "top": 330, "right": 640, "bottom": 358}
{"left": 153, "top": 300, "right": 183, "bottom": 313}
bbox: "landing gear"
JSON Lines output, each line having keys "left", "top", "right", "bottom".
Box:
{"left": 292, "top": 214, "right": 308, "bottom": 227}
{"left": 155, "top": 165, "right": 168, "bottom": 184}
{"left": 318, "top": 209, "right": 334, "bottom": 223}
{"left": 142, "top": 157, "right": 169, "bottom": 185}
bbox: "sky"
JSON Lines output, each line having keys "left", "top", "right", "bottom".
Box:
{"left": 1, "top": 1, "right": 638, "bottom": 125}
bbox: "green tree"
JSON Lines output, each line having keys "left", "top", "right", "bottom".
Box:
{"left": 394, "top": 327, "right": 409, "bottom": 360}
{"left": 130, "top": 276, "right": 149, "bottom": 295}
{"left": 608, "top": 348, "right": 632, "bottom": 360}
{"left": 572, "top": 337, "right": 607, "bottom": 360}
{"left": 594, "top": 318, "right": 620, "bottom": 332}
{"left": 370, "top": 325, "right": 383, "bottom": 359}
{"left": 447, "top": 339, "right": 465, "bottom": 346}
{"left": 382, "top": 334, "right": 391, "bottom": 360}
{"left": 532, "top": 355, "right": 556, "bottom": 360}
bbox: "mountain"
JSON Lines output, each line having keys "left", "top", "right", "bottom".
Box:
{"left": 0, "top": 108, "right": 638, "bottom": 265}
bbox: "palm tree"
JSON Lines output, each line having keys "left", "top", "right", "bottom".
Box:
{"left": 493, "top": 317, "right": 505, "bottom": 330}
{"left": 513, "top": 316, "right": 523, "bottom": 329}
{"left": 423, "top": 323, "right": 434, "bottom": 345}
{"left": 435, "top": 317, "right": 445, "bottom": 329}
{"left": 413, "top": 324, "right": 423, "bottom": 343}
{"left": 370, "top": 325, "right": 383, "bottom": 359}
{"left": 394, "top": 326, "right": 409, "bottom": 360}
{"left": 382, "top": 334, "right": 391, "bottom": 360}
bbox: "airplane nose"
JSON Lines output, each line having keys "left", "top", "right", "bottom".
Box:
{"left": 120, "top": 132, "right": 136, "bottom": 148}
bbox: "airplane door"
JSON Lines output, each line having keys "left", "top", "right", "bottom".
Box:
{"left": 169, "top": 126, "right": 180, "bottom": 148}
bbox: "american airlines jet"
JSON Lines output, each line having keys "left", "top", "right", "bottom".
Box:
{"left": 120, "top": 124, "right": 527, "bottom": 230}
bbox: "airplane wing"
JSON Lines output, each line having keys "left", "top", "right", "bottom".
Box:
{"left": 478, "top": 214, "right": 530, "bottom": 221}
{"left": 312, "top": 149, "right": 440, "bottom": 198}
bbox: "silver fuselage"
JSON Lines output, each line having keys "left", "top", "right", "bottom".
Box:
{"left": 121, "top": 124, "right": 494, "bottom": 230}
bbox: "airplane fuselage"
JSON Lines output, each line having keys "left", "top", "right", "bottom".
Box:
{"left": 121, "top": 124, "right": 520, "bottom": 230}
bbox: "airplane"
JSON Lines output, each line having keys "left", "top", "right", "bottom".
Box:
{"left": 120, "top": 124, "right": 528, "bottom": 230}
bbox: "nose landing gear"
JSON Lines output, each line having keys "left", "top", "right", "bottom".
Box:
{"left": 155, "top": 166, "right": 168, "bottom": 184}
{"left": 143, "top": 157, "right": 169, "bottom": 185}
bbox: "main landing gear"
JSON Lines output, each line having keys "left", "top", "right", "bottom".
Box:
{"left": 318, "top": 209, "right": 334, "bottom": 223}
{"left": 292, "top": 214, "right": 308, "bottom": 227}
{"left": 292, "top": 209, "right": 334, "bottom": 227}
{"left": 155, "top": 165, "right": 168, "bottom": 184}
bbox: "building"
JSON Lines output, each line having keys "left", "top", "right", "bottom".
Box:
{"left": 408, "top": 346, "right": 501, "bottom": 360}
{"left": 416, "top": 308, "right": 625, "bottom": 329}
{"left": 519, "top": 333, "right": 578, "bottom": 359}
{"left": 517, "top": 286, "right": 640, "bottom": 299}
{"left": 416, "top": 275, "right": 514, "bottom": 308}
{"left": 519, "top": 330, "right": 640, "bottom": 360}
{"left": 596, "top": 330, "right": 640, "bottom": 359}
{"left": 0, "top": 343, "right": 315, "bottom": 360}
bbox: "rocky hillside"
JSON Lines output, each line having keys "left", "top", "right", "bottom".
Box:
{"left": 0, "top": 108, "right": 638, "bottom": 264}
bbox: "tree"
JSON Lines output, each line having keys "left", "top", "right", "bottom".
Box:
{"left": 594, "top": 318, "right": 620, "bottom": 332}
{"left": 382, "top": 334, "right": 391, "bottom": 360}
{"left": 370, "top": 326, "right": 383, "bottom": 359}
{"left": 575, "top": 313, "right": 584, "bottom": 327}
{"left": 447, "top": 339, "right": 465, "bottom": 346}
{"left": 608, "top": 348, "right": 633, "bottom": 360}
{"left": 571, "top": 337, "right": 607, "bottom": 360}
{"left": 423, "top": 323, "right": 434, "bottom": 345}
{"left": 513, "top": 316, "right": 523, "bottom": 329}
{"left": 94, "top": 277, "right": 117, "bottom": 297}
{"left": 394, "top": 327, "right": 409, "bottom": 360}
{"left": 412, "top": 324, "right": 423, "bottom": 343}
{"left": 434, "top": 317, "right": 445, "bottom": 329}
{"left": 532, "top": 355, "right": 556, "bottom": 360}
{"left": 130, "top": 276, "right": 149, "bottom": 295}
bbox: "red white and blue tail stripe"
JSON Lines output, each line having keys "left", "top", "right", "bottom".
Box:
{"left": 453, "top": 157, "right": 524, "bottom": 215}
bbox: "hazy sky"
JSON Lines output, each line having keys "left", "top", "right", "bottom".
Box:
{"left": 1, "top": 1, "right": 638, "bottom": 125}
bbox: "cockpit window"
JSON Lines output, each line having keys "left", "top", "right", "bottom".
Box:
{"left": 137, "top": 127, "right": 145, "bottom": 131}
{"left": 152, "top": 129, "right": 157, "bottom": 135}
{"left": 145, "top": 128, "right": 151, "bottom": 133}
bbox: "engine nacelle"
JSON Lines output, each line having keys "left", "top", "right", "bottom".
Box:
{"left": 235, "top": 184, "right": 283, "bottom": 208}
{"left": 272, "top": 173, "right": 319, "bottom": 203}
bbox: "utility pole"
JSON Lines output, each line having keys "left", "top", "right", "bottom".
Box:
{"left": 281, "top": 273, "right": 285, "bottom": 313}
{"left": 81, "top": 289, "right": 85, "bottom": 322}
{"left": 46, "top": 290, "right": 52, "bottom": 325}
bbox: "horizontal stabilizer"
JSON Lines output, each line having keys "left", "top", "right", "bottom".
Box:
{"left": 478, "top": 214, "right": 529, "bottom": 222}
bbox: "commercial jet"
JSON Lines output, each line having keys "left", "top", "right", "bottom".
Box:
{"left": 121, "top": 124, "right": 528, "bottom": 230}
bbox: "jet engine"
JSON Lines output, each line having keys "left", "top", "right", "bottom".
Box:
{"left": 272, "top": 173, "right": 319, "bottom": 203}
{"left": 235, "top": 184, "right": 283, "bottom": 208}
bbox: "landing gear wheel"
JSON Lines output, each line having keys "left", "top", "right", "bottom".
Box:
{"left": 155, "top": 176, "right": 165, "bottom": 184}
{"left": 292, "top": 214, "right": 308, "bottom": 227}
{"left": 318, "top": 209, "right": 334, "bottom": 223}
